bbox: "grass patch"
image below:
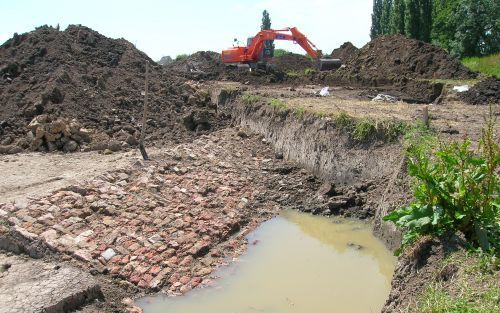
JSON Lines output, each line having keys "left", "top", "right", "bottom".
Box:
{"left": 424, "top": 78, "right": 480, "bottom": 86}
{"left": 268, "top": 98, "right": 287, "bottom": 110}
{"left": 332, "top": 112, "right": 409, "bottom": 143}
{"left": 417, "top": 252, "right": 500, "bottom": 313}
{"left": 462, "top": 53, "right": 500, "bottom": 78}
{"left": 293, "top": 105, "right": 306, "bottom": 117}
{"left": 241, "top": 94, "right": 263, "bottom": 105}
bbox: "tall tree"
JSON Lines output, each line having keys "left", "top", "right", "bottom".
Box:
{"left": 432, "top": 0, "right": 460, "bottom": 51}
{"left": 454, "top": 0, "right": 500, "bottom": 57}
{"left": 406, "top": 0, "right": 421, "bottom": 39}
{"left": 371, "top": 0, "right": 384, "bottom": 39}
{"left": 381, "top": 0, "right": 394, "bottom": 34}
{"left": 391, "top": 0, "right": 406, "bottom": 34}
{"left": 261, "top": 10, "right": 271, "bottom": 30}
{"left": 420, "top": 0, "right": 433, "bottom": 42}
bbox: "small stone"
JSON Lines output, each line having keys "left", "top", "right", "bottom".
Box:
{"left": 101, "top": 248, "right": 117, "bottom": 261}
{"left": 63, "top": 140, "right": 78, "bottom": 152}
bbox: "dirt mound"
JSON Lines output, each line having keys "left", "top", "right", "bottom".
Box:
{"left": 325, "top": 35, "right": 476, "bottom": 87}
{"left": 331, "top": 42, "right": 359, "bottom": 63}
{"left": 0, "top": 25, "right": 219, "bottom": 153}
{"left": 460, "top": 77, "right": 500, "bottom": 105}
{"left": 267, "top": 53, "right": 314, "bottom": 72}
{"left": 166, "top": 51, "right": 224, "bottom": 77}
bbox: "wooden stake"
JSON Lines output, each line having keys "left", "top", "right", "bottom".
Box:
{"left": 422, "top": 105, "right": 429, "bottom": 128}
{"left": 139, "top": 62, "right": 150, "bottom": 160}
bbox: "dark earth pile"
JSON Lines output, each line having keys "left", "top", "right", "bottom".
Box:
{"left": 166, "top": 51, "right": 224, "bottom": 77}
{"left": 0, "top": 25, "right": 219, "bottom": 154}
{"left": 330, "top": 42, "right": 359, "bottom": 64}
{"left": 166, "top": 50, "right": 286, "bottom": 84}
{"left": 460, "top": 77, "right": 500, "bottom": 105}
{"left": 322, "top": 35, "right": 476, "bottom": 87}
{"left": 268, "top": 53, "right": 313, "bottom": 72}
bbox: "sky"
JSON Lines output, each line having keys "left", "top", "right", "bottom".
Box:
{"left": 0, "top": 0, "right": 373, "bottom": 61}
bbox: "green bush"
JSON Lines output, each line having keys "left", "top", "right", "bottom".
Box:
{"left": 334, "top": 112, "right": 355, "bottom": 129}
{"left": 273, "top": 49, "right": 290, "bottom": 58}
{"left": 353, "top": 119, "right": 377, "bottom": 141}
{"left": 384, "top": 110, "right": 499, "bottom": 253}
{"left": 175, "top": 54, "right": 190, "bottom": 61}
{"left": 304, "top": 68, "right": 316, "bottom": 75}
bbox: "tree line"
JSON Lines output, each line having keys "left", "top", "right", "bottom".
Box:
{"left": 370, "top": 0, "right": 499, "bottom": 58}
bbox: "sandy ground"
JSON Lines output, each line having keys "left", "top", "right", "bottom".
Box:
{"left": 0, "top": 149, "right": 145, "bottom": 204}
{"left": 233, "top": 82, "right": 496, "bottom": 142}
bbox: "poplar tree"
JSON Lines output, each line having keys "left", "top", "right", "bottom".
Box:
{"left": 261, "top": 10, "right": 271, "bottom": 30}
{"left": 391, "top": 0, "right": 406, "bottom": 34}
{"left": 420, "top": 0, "right": 433, "bottom": 42}
{"left": 381, "top": 0, "right": 394, "bottom": 34}
{"left": 371, "top": 0, "right": 384, "bottom": 39}
{"left": 406, "top": 0, "right": 421, "bottom": 40}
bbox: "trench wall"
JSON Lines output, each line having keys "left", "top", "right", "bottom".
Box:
{"left": 213, "top": 89, "right": 404, "bottom": 249}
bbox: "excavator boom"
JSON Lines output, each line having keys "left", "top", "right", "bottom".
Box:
{"left": 222, "top": 27, "right": 341, "bottom": 71}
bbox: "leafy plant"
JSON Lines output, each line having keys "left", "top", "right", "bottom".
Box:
{"left": 384, "top": 108, "right": 499, "bottom": 253}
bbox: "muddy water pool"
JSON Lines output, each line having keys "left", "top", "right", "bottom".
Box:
{"left": 138, "top": 210, "right": 396, "bottom": 313}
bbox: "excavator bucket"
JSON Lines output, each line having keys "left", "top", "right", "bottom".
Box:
{"left": 318, "top": 58, "right": 342, "bottom": 71}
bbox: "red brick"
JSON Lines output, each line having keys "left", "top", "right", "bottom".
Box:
{"left": 149, "top": 266, "right": 161, "bottom": 275}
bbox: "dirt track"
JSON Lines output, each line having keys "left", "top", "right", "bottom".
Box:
{"left": 0, "top": 150, "right": 141, "bottom": 204}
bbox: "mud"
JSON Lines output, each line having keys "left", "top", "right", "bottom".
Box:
{"left": 461, "top": 77, "right": 500, "bottom": 105}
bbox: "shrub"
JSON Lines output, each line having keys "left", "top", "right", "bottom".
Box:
{"left": 175, "top": 54, "right": 190, "bottom": 61}
{"left": 304, "top": 68, "right": 316, "bottom": 75}
{"left": 384, "top": 108, "right": 499, "bottom": 253}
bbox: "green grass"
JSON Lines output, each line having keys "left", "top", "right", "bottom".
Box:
{"left": 417, "top": 252, "right": 500, "bottom": 313}
{"left": 462, "top": 53, "right": 500, "bottom": 78}
{"left": 241, "top": 94, "right": 263, "bottom": 105}
{"left": 268, "top": 98, "right": 287, "bottom": 110}
{"left": 293, "top": 106, "right": 306, "bottom": 116}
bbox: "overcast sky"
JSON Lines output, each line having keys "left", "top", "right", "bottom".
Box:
{"left": 0, "top": 0, "right": 373, "bottom": 61}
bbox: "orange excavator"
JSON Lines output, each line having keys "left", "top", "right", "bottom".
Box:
{"left": 221, "top": 27, "right": 341, "bottom": 71}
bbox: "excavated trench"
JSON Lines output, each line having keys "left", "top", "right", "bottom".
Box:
{"left": 135, "top": 88, "right": 407, "bottom": 312}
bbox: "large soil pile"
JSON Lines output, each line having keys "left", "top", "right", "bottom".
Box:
{"left": 461, "top": 77, "right": 500, "bottom": 105}
{"left": 331, "top": 42, "right": 359, "bottom": 64}
{"left": 166, "top": 51, "right": 224, "bottom": 78}
{"left": 267, "top": 53, "right": 314, "bottom": 72}
{"left": 325, "top": 35, "right": 476, "bottom": 86}
{"left": 0, "top": 25, "right": 218, "bottom": 153}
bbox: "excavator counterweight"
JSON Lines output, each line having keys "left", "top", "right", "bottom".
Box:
{"left": 222, "top": 27, "right": 341, "bottom": 71}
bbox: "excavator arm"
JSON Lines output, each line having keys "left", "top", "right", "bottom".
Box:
{"left": 222, "top": 27, "right": 340, "bottom": 71}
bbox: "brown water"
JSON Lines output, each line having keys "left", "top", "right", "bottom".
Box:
{"left": 137, "top": 210, "right": 396, "bottom": 313}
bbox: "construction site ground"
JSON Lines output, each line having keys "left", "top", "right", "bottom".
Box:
{"left": 1, "top": 25, "right": 498, "bottom": 313}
